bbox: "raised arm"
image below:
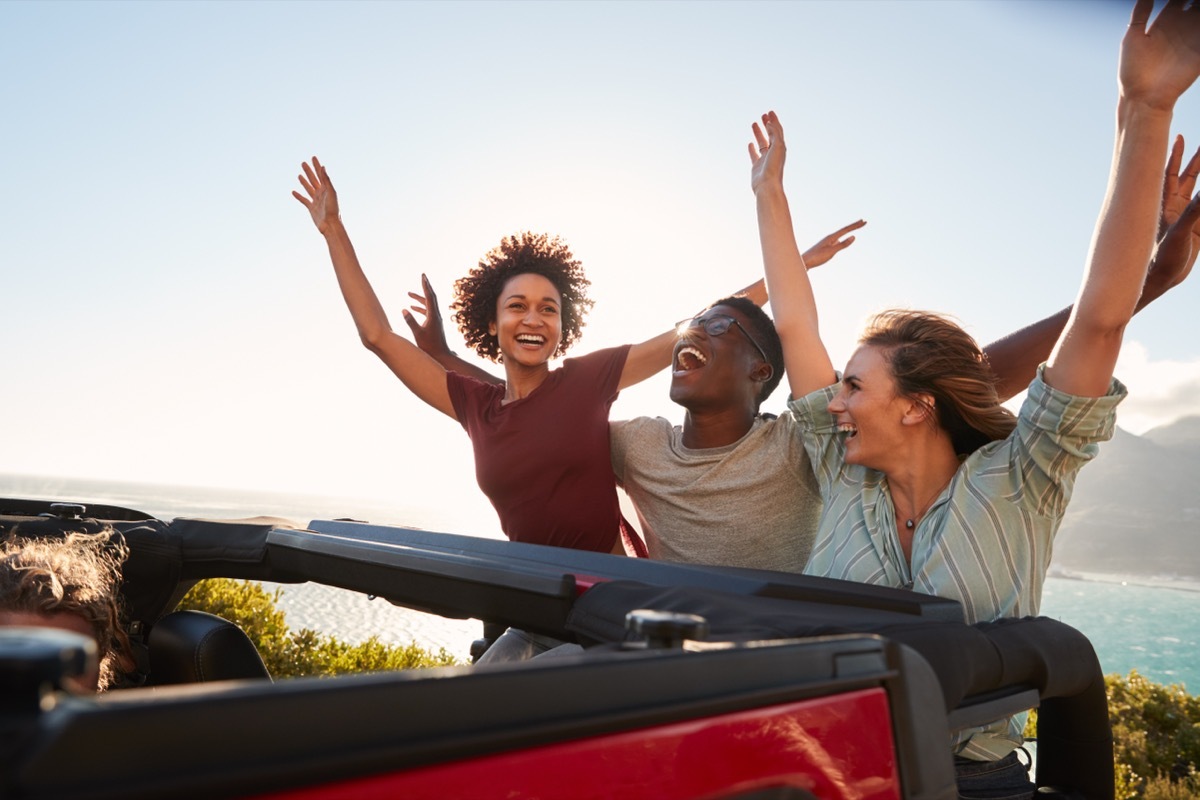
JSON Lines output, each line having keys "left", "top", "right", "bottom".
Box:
{"left": 1044, "top": 0, "right": 1200, "bottom": 397}
{"left": 749, "top": 111, "right": 838, "bottom": 399}
{"left": 292, "top": 158, "right": 457, "bottom": 418}
{"left": 985, "top": 135, "right": 1200, "bottom": 400}
{"left": 616, "top": 219, "right": 864, "bottom": 390}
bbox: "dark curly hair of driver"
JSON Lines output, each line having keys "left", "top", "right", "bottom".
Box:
{"left": 451, "top": 232, "right": 594, "bottom": 362}
{"left": 0, "top": 529, "right": 132, "bottom": 691}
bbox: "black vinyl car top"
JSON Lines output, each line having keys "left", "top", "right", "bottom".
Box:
{"left": 0, "top": 500, "right": 1113, "bottom": 800}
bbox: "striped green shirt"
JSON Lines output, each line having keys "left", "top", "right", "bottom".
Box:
{"left": 789, "top": 365, "right": 1126, "bottom": 758}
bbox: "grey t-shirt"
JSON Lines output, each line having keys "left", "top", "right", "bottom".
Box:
{"left": 610, "top": 413, "right": 820, "bottom": 572}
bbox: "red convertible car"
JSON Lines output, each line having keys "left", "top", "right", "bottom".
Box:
{"left": 0, "top": 497, "right": 1111, "bottom": 799}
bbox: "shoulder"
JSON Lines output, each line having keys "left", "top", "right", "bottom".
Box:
{"left": 787, "top": 381, "right": 840, "bottom": 430}
{"left": 556, "top": 345, "right": 632, "bottom": 385}
{"left": 611, "top": 415, "right": 675, "bottom": 444}
{"left": 446, "top": 369, "right": 504, "bottom": 403}
{"left": 561, "top": 345, "right": 632, "bottom": 371}
{"left": 751, "top": 410, "right": 808, "bottom": 453}
{"left": 610, "top": 416, "right": 676, "bottom": 477}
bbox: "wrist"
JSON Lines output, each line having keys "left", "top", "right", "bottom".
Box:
{"left": 319, "top": 215, "right": 346, "bottom": 237}
{"left": 1138, "top": 262, "right": 1170, "bottom": 305}
{"left": 1117, "top": 94, "right": 1177, "bottom": 122}
{"left": 754, "top": 181, "right": 788, "bottom": 202}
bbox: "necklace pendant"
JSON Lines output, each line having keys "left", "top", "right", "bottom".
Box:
{"left": 905, "top": 518, "right": 914, "bottom": 530}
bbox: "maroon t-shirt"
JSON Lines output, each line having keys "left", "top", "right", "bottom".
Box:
{"left": 446, "top": 345, "right": 631, "bottom": 552}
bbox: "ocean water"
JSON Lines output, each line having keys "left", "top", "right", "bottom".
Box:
{"left": 4, "top": 472, "right": 1198, "bottom": 690}
{"left": 1039, "top": 577, "right": 1200, "bottom": 692}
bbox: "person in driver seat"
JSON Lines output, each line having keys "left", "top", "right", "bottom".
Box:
{"left": 0, "top": 529, "right": 133, "bottom": 692}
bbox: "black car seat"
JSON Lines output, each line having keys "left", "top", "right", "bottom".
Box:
{"left": 146, "top": 610, "right": 270, "bottom": 685}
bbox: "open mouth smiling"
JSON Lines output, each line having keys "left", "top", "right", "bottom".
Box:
{"left": 838, "top": 423, "right": 858, "bottom": 438}
{"left": 674, "top": 345, "right": 707, "bottom": 372}
{"left": 515, "top": 334, "right": 546, "bottom": 347}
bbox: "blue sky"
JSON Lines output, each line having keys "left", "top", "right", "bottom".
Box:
{"left": 3, "top": 0, "right": 1198, "bottom": 532}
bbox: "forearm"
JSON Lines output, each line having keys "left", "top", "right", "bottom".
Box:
{"left": 982, "top": 307, "right": 1071, "bottom": 401}
{"left": 620, "top": 329, "right": 676, "bottom": 390}
{"left": 1046, "top": 99, "right": 1175, "bottom": 395}
{"left": 757, "top": 186, "right": 810, "bottom": 325}
{"left": 735, "top": 278, "right": 768, "bottom": 306}
{"left": 988, "top": 241, "right": 1181, "bottom": 402}
{"left": 1135, "top": 245, "right": 1189, "bottom": 311}
{"left": 990, "top": 105, "right": 1189, "bottom": 402}
{"left": 756, "top": 184, "right": 835, "bottom": 394}
{"left": 438, "top": 352, "right": 503, "bottom": 386}
{"left": 322, "top": 219, "right": 395, "bottom": 348}
{"left": 1076, "top": 101, "right": 1174, "bottom": 327}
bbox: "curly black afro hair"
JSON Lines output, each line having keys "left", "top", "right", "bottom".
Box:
{"left": 451, "top": 232, "right": 594, "bottom": 362}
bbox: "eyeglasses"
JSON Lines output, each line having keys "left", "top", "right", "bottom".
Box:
{"left": 680, "top": 314, "right": 771, "bottom": 366}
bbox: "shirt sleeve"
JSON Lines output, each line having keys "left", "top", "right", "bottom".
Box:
{"left": 561, "top": 345, "right": 632, "bottom": 403}
{"left": 787, "top": 382, "right": 844, "bottom": 499}
{"left": 1007, "top": 366, "right": 1127, "bottom": 518}
{"left": 445, "top": 370, "right": 501, "bottom": 433}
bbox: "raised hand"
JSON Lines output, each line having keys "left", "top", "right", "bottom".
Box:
{"left": 1120, "top": 0, "right": 1200, "bottom": 112}
{"left": 802, "top": 219, "right": 867, "bottom": 269}
{"left": 1160, "top": 134, "right": 1200, "bottom": 231}
{"left": 402, "top": 273, "right": 453, "bottom": 358}
{"left": 292, "top": 157, "right": 340, "bottom": 235}
{"left": 749, "top": 111, "right": 787, "bottom": 195}
{"left": 1145, "top": 135, "right": 1200, "bottom": 299}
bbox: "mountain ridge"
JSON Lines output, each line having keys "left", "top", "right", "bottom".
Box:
{"left": 1053, "top": 414, "right": 1200, "bottom": 580}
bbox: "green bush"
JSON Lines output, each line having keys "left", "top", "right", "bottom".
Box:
{"left": 1027, "top": 672, "right": 1200, "bottom": 799}
{"left": 176, "top": 578, "right": 461, "bottom": 679}
{"left": 1107, "top": 671, "right": 1200, "bottom": 799}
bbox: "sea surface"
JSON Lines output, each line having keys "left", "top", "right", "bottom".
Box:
{"left": 4, "top": 472, "right": 1198, "bottom": 691}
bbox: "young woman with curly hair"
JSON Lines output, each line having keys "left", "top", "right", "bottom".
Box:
{"left": 449, "top": 231, "right": 593, "bottom": 364}
{"left": 752, "top": 1, "right": 1200, "bottom": 791}
{"left": 292, "top": 162, "right": 858, "bottom": 560}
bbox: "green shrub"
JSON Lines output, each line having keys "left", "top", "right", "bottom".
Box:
{"left": 1026, "top": 672, "right": 1200, "bottom": 799}
{"left": 1141, "top": 770, "right": 1200, "bottom": 800}
{"left": 1106, "top": 671, "right": 1200, "bottom": 798}
{"left": 176, "top": 579, "right": 461, "bottom": 678}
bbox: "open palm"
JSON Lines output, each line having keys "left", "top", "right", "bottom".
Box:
{"left": 748, "top": 111, "right": 787, "bottom": 195}
{"left": 1120, "top": 0, "right": 1200, "bottom": 111}
{"left": 292, "top": 157, "right": 340, "bottom": 234}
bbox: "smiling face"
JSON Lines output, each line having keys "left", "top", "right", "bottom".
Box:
{"left": 487, "top": 273, "right": 563, "bottom": 369}
{"left": 828, "top": 344, "right": 912, "bottom": 470}
{"left": 669, "top": 304, "right": 770, "bottom": 414}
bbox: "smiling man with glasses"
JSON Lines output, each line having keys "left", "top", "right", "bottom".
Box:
{"left": 609, "top": 294, "right": 823, "bottom": 571}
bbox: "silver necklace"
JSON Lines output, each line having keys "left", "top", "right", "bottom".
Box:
{"left": 899, "top": 479, "right": 952, "bottom": 530}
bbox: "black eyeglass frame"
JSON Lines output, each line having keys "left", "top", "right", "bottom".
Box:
{"left": 683, "top": 314, "right": 771, "bottom": 368}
